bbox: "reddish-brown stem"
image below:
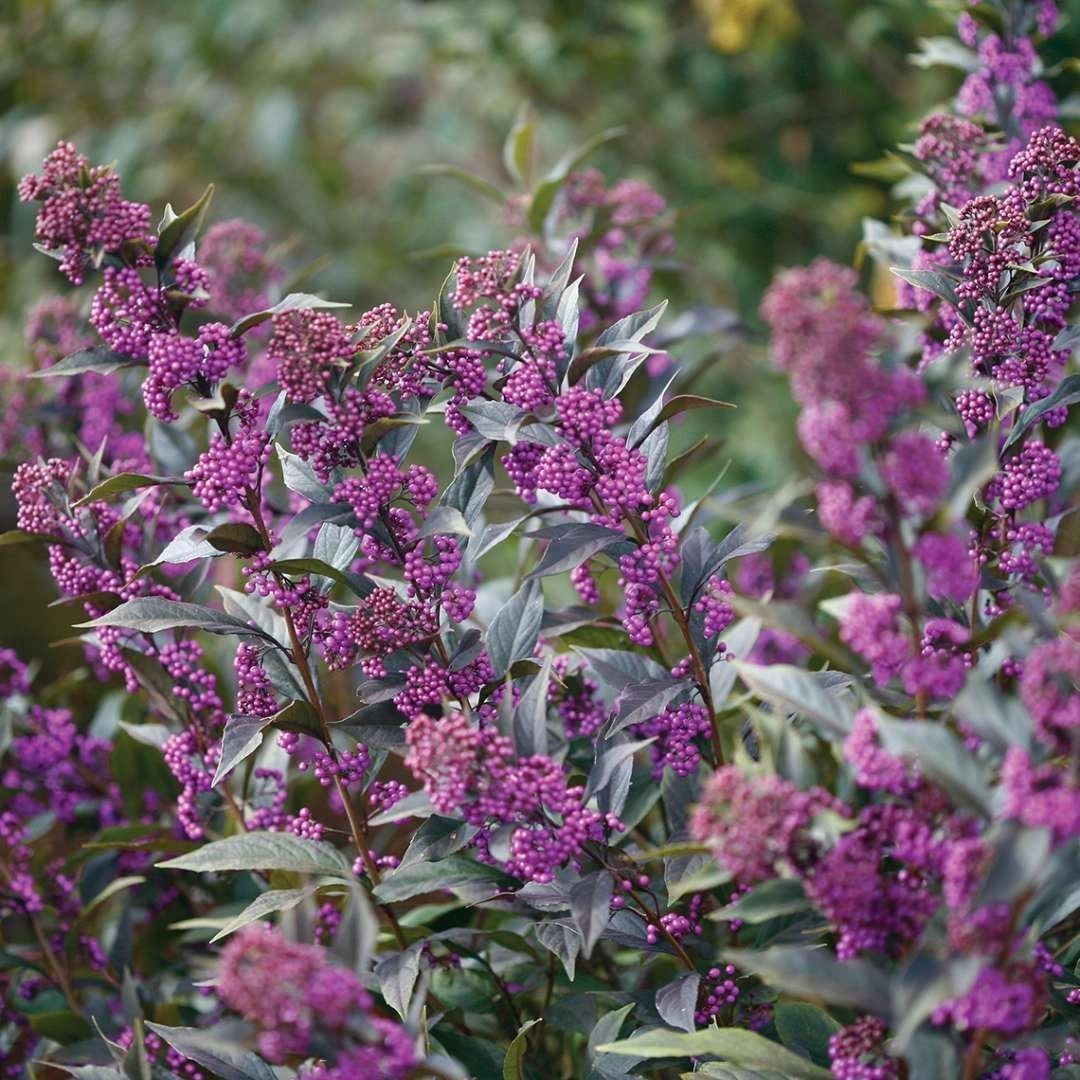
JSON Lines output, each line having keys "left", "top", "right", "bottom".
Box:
{"left": 240, "top": 488, "right": 409, "bottom": 945}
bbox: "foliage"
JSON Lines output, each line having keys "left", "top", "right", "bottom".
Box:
{"left": 0, "top": 1, "right": 1078, "bottom": 1079}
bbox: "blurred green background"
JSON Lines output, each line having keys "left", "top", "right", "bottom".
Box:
{"left": 2, "top": 0, "right": 1077, "bottom": 661}
{"left": 3, "top": 0, "right": 963, "bottom": 322}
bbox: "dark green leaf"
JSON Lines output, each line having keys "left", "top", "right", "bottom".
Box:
{"left": 610, "top": 678, "right": 690, "bottom": 736}
{"left": 442, "top": 447, "right": 496, "bottom": 527}
{"left": 209, "top": 886, "right": 317, "bottom": 943}
{"left": 206, "top": 522, "right": 265, "bottom": 555}
{"left": 734, "top": 661, "right": 854, "bottom": 737}
{"left": 144, "top": 1023, "right": 276, "bottom": 1080}
{"left": 77, "top": 598, "right": 279, "bottom": 646}
{"left": 373, "top": 855, "right": 514, "bottom": 903}
{"left": 376, "top": 942, "right": 426, "bottom": 1019}
{"left": 596, "top": 1028, "right": 830, "bottom": 1078}
{"left": 528, "top": 522, "right": 629, "bottom": 578}
{"left": 773, "top": 1003, "right": 840, "bottom": 1068}
{"left": 714, "top": 878, "right": 810, "bottom": 924}
{"left": 0, "top": 529, "right": 48, "bottom": 547}
{"left": 656, "top": 974, "right": 701, "bottom": 1034}
{"left": 723, "top": 946, "right": 891, "bottom": 1015}
{"left": 488, "top": 578, "right": 544, "bottom": 678}
{"left": 212, "top": 714, "right": 277, "bottom": 785}
{"left": 890, "top": 266, "right": 958, "bottom": 305}
{"left": 30, "top": 347, "right": 135, "bottom": 378}
{"left": 156, "top": 184, "right": 214, "bottom": 273}
{"left": 28, "top": 1011, "right": 92, "bottom": 1043}
{"left": 72, "top": 473, "right": 184, "bottom": 508}
{"left": 1003, "top": 374, "right": 1080, "bottom": 450}
{"left": 503, "top": 1018, "right": 542, "bottom": 1080}
{"left": 230, "top": 292, "right": 351, "bottom": 338}
{"left": 158, "top": 831, "right": 353, "bottom": 878}
{"left": 877, "top": 717, "right": 994, "bottom": 815}
{"left": 534, "top": 919, "right": 582, "bottom": 980}
{"left": 569, "top": 871, "right": 614, "bottom": 958}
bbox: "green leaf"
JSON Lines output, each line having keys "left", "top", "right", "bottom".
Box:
{"left": 157, "top": 831, "right": 353, "bottom": 878}
{"left": 1003, "top": 373, "right": 1080, "bottom": 450}
{"left": 734, "top": 661, "right": 854, "bottom": 737}
{"left": 265, "top": 557, "right": 369, "bottom": 594}
{"left": 0, "top": 529, "right": 47, "bottom": 547}
{"left": 569, "top": 871, "right": 614, "bottom": 958}
{"left": 773, "top": 1003, "right": 840, "bottom": 1068}
{"left": 527, "top": 126, "right": 625, "bottom": 232}
{"left": 610, "top": 678, "right": 691, "bottom": 736}
{"left": 144, "top": 1023, "right": 277, "bottom": 1080}
{"left": 890, "top": 953, "right": 981, "bottom": 1052}
{"left": 77, "top": 598, "right": 279, "bottom": 646}
{"left": 434, "top": 1031, "right": 505, "bottom": 1079}
{"left": 29, "top": 1010, "right": 93, "bottom": 1043}
{"left": 588, "top": 1003, "right": 638, "bottom": 1071}
{"left": 30, "top": 346, "right": 136, "bottom": 378}
{"left": 876, "top": 717, "right": 994, "bottom": 815}
{"left": 72, "top": 473, "right": 184, "bottom": 509}
{"left": 714, "top": 878, "right": 810, "bottom": 924}
{"left": 209, "top": 886, "right": 318, "bottom": 943}
{"left": 58, "top": 1068, "right": 126, "bottom": 1080}
{"left": 373, "top": 855, "right": 514, "bottom": 903}
{"left": 890, "top": 266, "right": 958, "bottom": 305}
{"left": 69, "top": 876, "right": 145, "bottom": 938}
{"left": 668, "top": 860, "right": 730, "bottom": 903}
{"left": 419, "top": 505, "right": 473, "bottom": 539}
{"left": 442, "top": 446, "right": 496, "bottom": 527}
{"left": 503, "top": 105, "right": 535, "bottom": 185}
{"left": 513, "top": 653, "right": 553, "bottom": 757}
{"left": 432, "top": 965, "right": 499, "bottom": 1012}
{"left": 116, "top": 721, "right": 172, "bottom": 748}
{"left": 528, "top": 522, "right": 629, "bottom": 578}
{"left": 630, "top": 394, "right": 736, "bottom": 447}
{"left": 596, "top": 1027, "right": 830, "bottom": 1078}
{"left": 488, "top": 578, "right": 544, "bottom": 678}
{"left": 156, "top": 183, "right": 214, "bottom": 273}
{"left": 124, "top": 1017, "right": 153, "bottom": 1080}
{"left": 723, "top": 945, "right": 891, "bottom": 1015}
{"left": 212, "top": 714, "right": 277, "bottom": 785}
{"left": 503, "top": 1018, "right": 542, "bottom": 1080}
{"left": 206, "top": 522, "right": 265, "bottom": 555}
{"left": 230, "top": 292, "right": 351, "bottom": 338}
{"left": 656, "top": 974, "right": 702, "bottom": 1033}
{"left": 376, "top": 942, "right": 426, "bottom": 1019}
{"left": 534, "top": 920, "right": 582, "bottom": 980}
{"left": 418, "top": 163, "right": 506, "bottom": 204}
